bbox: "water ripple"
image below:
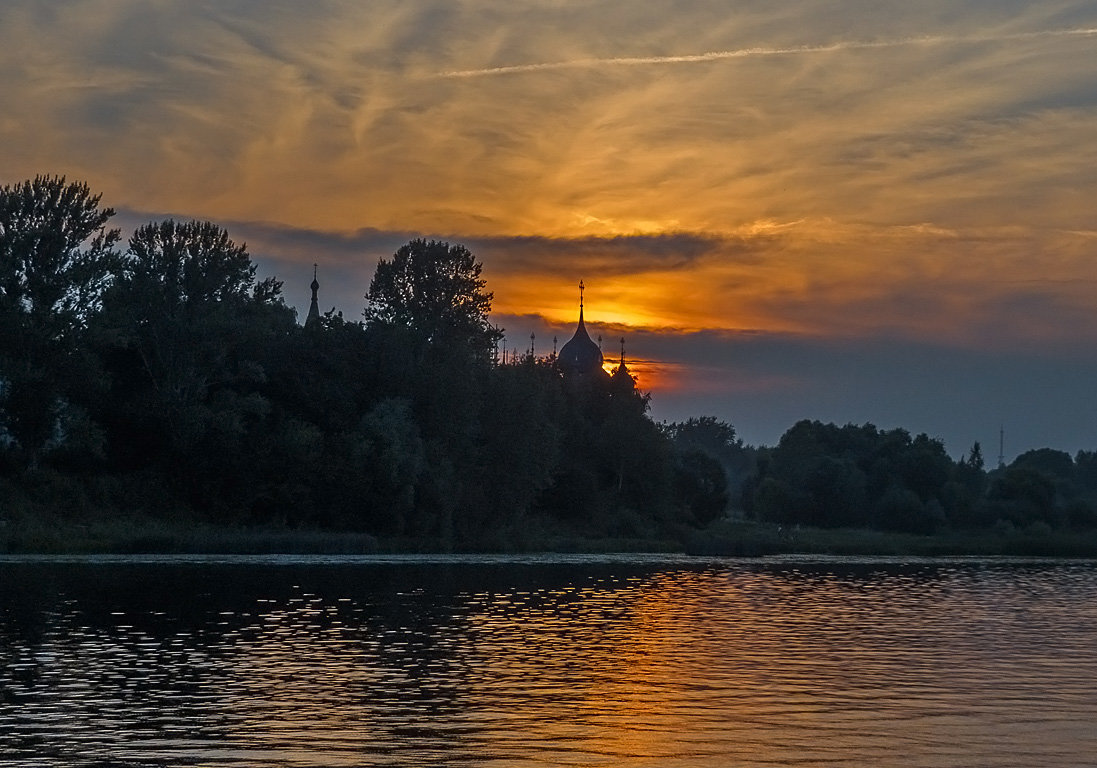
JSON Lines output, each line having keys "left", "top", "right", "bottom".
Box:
{"left": 1, "top": 557, "right": 1096, "bottom": 766}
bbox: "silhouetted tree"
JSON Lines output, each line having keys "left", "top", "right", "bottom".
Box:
{"left": 986, "top": 466, "right": 1059, "bottom": 528}
{"left": 674, "top": 448, "right": 729, "bottom": 526}
{"left": 466, "top": 359, "right": 562, "bottom": 538}
{"left": 345, "top": 398, "right": 426, "bottom": 534}
{"left": 750, "top": 420, "right": 953, "bottom": 532}
{"left": 96, "top": 220, "right": 295, "bottom": 513}
{"left": 1011, "top": 448, "right": 1074, "bottom": 482}
{"left": 666, "top": 416, "right": 754, "bottom": 508}
{"left": 0, "top": 176, "right": 121, "bottom": 466}
{"left": 364, "top": 239, "right": 502, "bottom": 358}
{"left": 668, "top": 416, "right": 740, "bottom": 456}
{"left": 945, "top": 442, "right": 990, "bottom": 527}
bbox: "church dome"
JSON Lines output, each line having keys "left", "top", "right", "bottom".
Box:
{"left": 559, "top": 283, "right": 604, "bottom": 378}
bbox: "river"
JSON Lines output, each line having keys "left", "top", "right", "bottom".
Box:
{"left": 2, "top": 554, "right": 1096, "bottom": 767}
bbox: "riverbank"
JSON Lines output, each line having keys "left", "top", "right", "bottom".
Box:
{"left": 4, "top": 510, "right": 1097, "bottom": 558}
{"left": 686, "top": 520, "right": 1097, "bottom": 558}
{"left": 0, "top": 509, "right": 683, "bottom": 555}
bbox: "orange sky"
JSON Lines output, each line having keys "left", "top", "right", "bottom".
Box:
{"left": 4, "top": 0, "right": 1097, "bottom": 453}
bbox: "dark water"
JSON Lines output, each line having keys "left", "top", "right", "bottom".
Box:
{"left": 2, "top": 554, "right": 1096, "bottom": 767}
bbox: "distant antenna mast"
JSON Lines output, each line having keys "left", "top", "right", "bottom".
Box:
{"left": 997, "top": 426, "right": 1005, "bottom": 469}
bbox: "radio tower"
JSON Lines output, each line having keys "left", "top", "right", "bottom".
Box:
{"left": 997, "top": 426, "right": 1005, "bottom": 470}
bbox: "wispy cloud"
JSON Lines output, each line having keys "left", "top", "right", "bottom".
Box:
{"left": 438, "top": 27, "right": 1097, "bottom": 78}
{"left": 6, "top": 0, "right": 1097, "bottom": 451}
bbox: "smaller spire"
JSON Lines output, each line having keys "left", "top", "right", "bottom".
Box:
{"left": 305, "top": 263, "right": 321, "bottom": 328}
{"left": 530, "top": 331, "right": 535, "bottom": 357}
{"left": 612, "top": 335, "right": 633, "bottom": 385}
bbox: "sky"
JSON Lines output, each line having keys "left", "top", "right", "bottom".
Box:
{"left": 4, "top": 0, "right": 1097, "bottom": 458}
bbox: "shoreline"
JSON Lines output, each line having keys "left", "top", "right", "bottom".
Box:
{"left": 4, "top": 514, "right": 1097, "bottom": 559}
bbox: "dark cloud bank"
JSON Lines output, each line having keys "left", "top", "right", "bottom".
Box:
{"left": 114, "top": 211, "right": 1097, "bottom": 460}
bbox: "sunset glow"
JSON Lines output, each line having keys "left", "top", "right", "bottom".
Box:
{"left": 5, "top": 0, "right": 1097, "bottom": 453}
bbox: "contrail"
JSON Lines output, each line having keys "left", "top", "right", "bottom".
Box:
{"left": 438, "top": 27, "right": 1097, "bottom": 78}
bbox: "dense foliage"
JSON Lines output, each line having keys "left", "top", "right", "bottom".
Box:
{"left": 742, "top": 424, "right": 1097, "bottom": 534}
{"left": 0, "top": 178, "right": 723, "bottom": 547}
{"left": 2, "top": 177, "right": 1095, "bottom": 548}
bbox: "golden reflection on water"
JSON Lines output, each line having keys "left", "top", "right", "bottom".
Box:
{"left": 2, "top": 559, "right": 1097, "bottom": 767}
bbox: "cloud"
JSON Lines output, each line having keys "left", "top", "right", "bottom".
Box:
{"left": 108, "top": 209, "right": 1097, "bottom": 350}
{"left": 8, "top": 0, "right": 1096, "bottom": 240}
{"left": 436, "top": 27, "right": 1097, "bottom": 78}
{"left": 6, "top": 0, "right": 1097, "bottom": 452}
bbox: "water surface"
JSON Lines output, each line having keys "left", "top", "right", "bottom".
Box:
{"left": 2, "top": 554, "right": 1096, "bottom": 767}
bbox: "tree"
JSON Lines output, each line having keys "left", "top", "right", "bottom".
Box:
{"left": 0, "top": 176, "right": 120, "bottom": 336}
{"left": 947, "top": 442, "right": 990, "bottom": 527}
{"left": 0, "top": 176, "right": 121, "bottom": 464}
{"left": 666, "top": 416, "right": 754, "bottom": 505}
{"left": 364, "top": 239, "right": 501, "bottom": 357}
{"left": 97, "top": 220, "right": 294, "bottom": 486}
{"left": 1011, "top": 448, "right": 1074, "bottom": 482}
{"left": 986, "top": 466, "right": 1059, "bottom": 528}
{"left": 674, "top": 448, "right": 729, "bottom": 526}
{"left": 122, "top": 219, "right": 279, "bottom": 307}
{"left": 751, "top": 420, "right": 956, "bottom": 531}
{"left": 466, "top": 360, "right": 562, "bottom": 536}
{"left": 346, "top": 398, "right": 426, "bottom": 535}
{"left": 667, "top": 416, "right": 740, "bottom": 456}
{"left": 966, "top": 442, "right": 985, "bottom": 472}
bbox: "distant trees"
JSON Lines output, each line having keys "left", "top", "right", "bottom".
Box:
{"left": 744, "top": 421, "right": 953, "bottom": 533}
{"left": 662, "top": 417, "right": 754, "bottom": 526}
{"left": 738, "top": 422, "right": 1097, "bottom": 534}
{"left": 983, "top": 448, "right": 1097, "bottom": 530}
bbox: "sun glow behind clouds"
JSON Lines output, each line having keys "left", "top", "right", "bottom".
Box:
{"left": 6, "top": 0, "right": 1097, "bottom": 450}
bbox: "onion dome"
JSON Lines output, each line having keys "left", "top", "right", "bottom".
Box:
{"left": 558, "top": 281, "right": 604, "bottom": 379}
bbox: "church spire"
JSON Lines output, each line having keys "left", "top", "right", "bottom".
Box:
{"left": 305, "top": 263, "right": 321, "bottom": 328}
{"left": 558, "top": 279, "right": 604, "bottom": 380}
{"left": 611, "top": 335, "right": 633, "bottom": 387}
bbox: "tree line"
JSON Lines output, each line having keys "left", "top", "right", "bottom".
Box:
{"left": 741, "top": 422, "right": 1097, "bottom": 535}
{"left": 0, "top": 176, "right": 726, "bottom": 546}
{"left": 2, "top": 176, "right": 1094, "bottom": 547}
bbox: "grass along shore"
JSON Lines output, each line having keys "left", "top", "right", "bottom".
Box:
{"left": 3, "top": 510, "right": 1097, "bottom": 558}
{"left": 685, "top": 519, "right": 1097, "bottom": 558}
